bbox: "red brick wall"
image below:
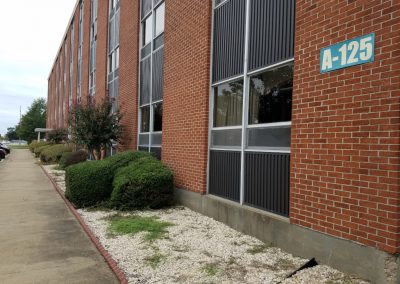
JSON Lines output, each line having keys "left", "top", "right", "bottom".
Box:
{"left": 162, "top": 0, "right": 212, "bottom": 193}
{"left": 95, "top": 0, "right": 109, "bottom": 104}
{"left": 291, "top": 0, "right": 400, "bottom": 254}
{"left": 118, "top": 0, "right": 140, "bottom": 151}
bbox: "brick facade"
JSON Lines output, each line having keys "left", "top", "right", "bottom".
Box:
{"left": 291, "top": 0, "right": 400, "bottom": 253}
{"left": 47, "top": 0, "right": 400, "bottom": 257}
{"left": 118, "top": 0, "right": 140, "bottom": 151}
{"left": 162, "top": 0, "right": 212, "bottom": 193}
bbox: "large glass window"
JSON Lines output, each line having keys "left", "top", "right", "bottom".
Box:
{"left": 155, "top": 3, "right": 165, "bottom": 36}
{"left": 108, "top": 0, "right": 120, "bottom": 111}
{"left": 141, "top": 106, "right": 150, "bottom": 132}
{"left": 153, "top": 102, "right": 163, "bottom": 132}
{"left": 139, "top": 0, "right": 165, "bottom": 158}
{"left": 249, "top": 64, "right": 293, "bottom": 125}
{"left": 89, "top": 0, "right": 98, "bottom": 97}
{"left": 69, "top": 22, "right": 74, "bottom": 107}
{"left": 209, "top": 0, "right": 295, "bottom": 214}
{"left": 143, "top": 15, "right": 152, "bottom": 46}
{"left": 214, "top": 80, "right": 243, "bottom": 127}
{"left": 77, "top": 0, "right": 84, "bottom": 103}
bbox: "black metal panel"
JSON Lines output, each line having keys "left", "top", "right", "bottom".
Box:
{"left": 212, "top": 0, "right": 246, "bottom": 83}
{"left": 138, "top": 146, "right": 149, "bottom": 152}
{"left": 141, "top": 43, "right": 151, "bottom": 59}
{"left": 141, "top": 0, "right": 152, "bottom": 18}
{"left": 152, "top": 47, "right": 164, "bottom": 101}
{"left": 153, "top": 33, "right": 164, "bottom": 50}
{"left": 248, "top": 0, "right": 295, "bottom": 71}
{"left": 150, "top": 147, "right": 162, "bottom": 160}
{"left": 244, "top": 152, "right": 290, "bottom": 217}
{"left": 209, "top": 150, "right": 241, "bottom": 202}
{"left": 140, "top": 57, "right": 151, "bottom": 105}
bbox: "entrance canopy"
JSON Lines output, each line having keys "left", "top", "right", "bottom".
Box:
{"left": 34, "top": 128, "right": 53, "bottom": 141}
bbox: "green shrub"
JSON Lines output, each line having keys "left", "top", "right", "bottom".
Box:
{"left": 59, "top": 152, "right": 72, "bottom": 169}
{"left": 110, "top": 157, "right": 173, "bottom": 210}
{"left": 29, "top": 140, "right": 50, "bottom": 153}
{"left": 59, "top": 149, "right": 88, "bottom": 169}
{"left": 34, "top": 144, "right": 52, "bottom": 157}
{"left": 40, "top": 144, "right": 72, "bottom": 164}
{"left": 65, "top": 151, "right": 153, "bottom": 208}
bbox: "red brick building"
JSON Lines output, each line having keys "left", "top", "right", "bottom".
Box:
{"left": 47, "top": 1, "right": 400, "bottom": 282}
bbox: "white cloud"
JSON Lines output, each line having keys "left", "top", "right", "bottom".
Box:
{"left": 0, "top": 0, "right": 77, "bottom": 136}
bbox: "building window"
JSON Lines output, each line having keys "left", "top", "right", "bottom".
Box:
{"left": 209, "top": 0, "right": 295, "bottom": 216}
{"left": 155, "top": 3, "right": 165, "bottom": 36}
{"left": 249, "top": 64, "right": 293, "bottom": 125}
{"left": 69, "top": 22, "right": 74, "bottom": 107}
{"left": 89, "top": 0, "right": 98, "bottom": 97}
{"left": 138, "top": 0, "right": 165, "bottom": 159}
{"left": 63, "top": 40, "right": 67, "bottom": 126}
{"left": 108, "top": 0, "right": 120, "bottom": 112}
{"left": 141, "top": 106, "right": 150, "bottom": 132}
{"left": 214, "top": 80, "right": 243, "bottom": 127}
{"left": 77, "top": 0, "right": 84, "bottom": 103}
{"left": 143, "top": 15, "right": 152, "bottom": 47}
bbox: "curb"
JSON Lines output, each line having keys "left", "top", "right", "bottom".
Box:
{"left": 40, "top": 164, "right": 129, "bottom": 284}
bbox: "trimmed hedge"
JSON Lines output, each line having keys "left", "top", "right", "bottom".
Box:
{"left": 40, "top": 144, "right": 72, "bottom": 164}
{"left": 110, "top": 157, "right": 173, "bottom": 210}
{"left": 59, "top": 152, "right": 72, "bottom": 168}
{"left": 29, "top": 140, "right": 50, "bottom": 153}
{"left": 34, "top": 144, "right": 52, "bottom": 157}
{"left": 65, "top": 151, "right": 153, "bottom": 208}
{"left": 59, "top": 149, "right": 88, "bottom": 169}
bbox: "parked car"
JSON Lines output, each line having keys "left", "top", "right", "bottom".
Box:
{"left": 0, "top": 149, "right": 6, "bottom": 160}
{"left": 0, "top": 143, "right": 10, "bottom": 154}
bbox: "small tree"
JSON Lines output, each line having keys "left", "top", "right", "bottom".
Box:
{"left": 5, "top": 127, "right": 18, "bottom": 141}
{"left": 68, "top": 98, "right": 123, "bottom": 160}
{"left": 16, "top": 98, "right": 46, "bottom": 143}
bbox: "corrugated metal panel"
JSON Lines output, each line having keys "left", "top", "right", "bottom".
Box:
{"left": 244, "top": 152, "right": 290, "bottom": 217}
{"left": 150, "top": 147, "right": 162, "bottom": 160}
{"left": 248, "top": 0, "right": 295, "bottom": 71}
{"left": 212, "top": 0, "right": 246, "bottom": 83}
{"left": 141, "top": 0, "right": 152, "bottom": 18}
{"left": 152, "top": 47, "right": 164, "bottom": 101}
{"left": 140, "top": 57, "right": 151, "bottom": 105}
{"left": 209, "top": 150, "right": 241, "bottom": 202}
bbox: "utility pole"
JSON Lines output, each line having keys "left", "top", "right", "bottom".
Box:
{"left": 18, "top": 106, "right": 21, "bottom": 143}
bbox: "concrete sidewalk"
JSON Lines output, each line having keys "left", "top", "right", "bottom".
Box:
{"left": 0, "top": 149, "right": 118, "bottom": 284}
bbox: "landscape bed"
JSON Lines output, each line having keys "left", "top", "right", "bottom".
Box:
{"left": 43, "top": 164, "right": 368, "bottom": 284}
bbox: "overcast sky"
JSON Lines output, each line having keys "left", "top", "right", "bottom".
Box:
{"left": 0, "top": 0, "right": 77, "bottom": 136}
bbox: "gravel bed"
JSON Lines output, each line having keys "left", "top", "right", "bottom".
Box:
{"left": 42, "top": 165, "right": 369, "bottom": 284}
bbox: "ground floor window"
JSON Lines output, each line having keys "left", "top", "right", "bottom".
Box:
{"left": 209, "top": 61, "right": 293, "bottom": 217}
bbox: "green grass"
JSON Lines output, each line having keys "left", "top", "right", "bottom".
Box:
{"left": 108, "top": 215, "right": 173, "bottom": 242}
{"left": 246, "top": 243, "right": 271, "bottom": 255}
{"left": 202, "top": 263, "right": 219, "bottom": 276}
{"left": 145, "top": 247, "right": 167, "bottom": 269}
{"left": 9, "top": 145, "right": 29, "bottom": 149}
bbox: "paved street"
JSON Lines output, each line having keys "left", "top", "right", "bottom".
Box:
{"left": 0, "top": 149, "right": 118, "bottom": 284}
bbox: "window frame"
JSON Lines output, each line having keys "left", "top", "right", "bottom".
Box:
{"left": 138, "top": 0, "right": 165, "bottom": 155}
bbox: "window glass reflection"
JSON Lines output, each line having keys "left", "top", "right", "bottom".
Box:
{"left": 214, "top": 80, "right": 243, "bottom": 127}
{"left": 141, "top": 106, "right": 150, "bottom": 132}
{"left": 249, "top": 64, "right": 293, "bottom": 124}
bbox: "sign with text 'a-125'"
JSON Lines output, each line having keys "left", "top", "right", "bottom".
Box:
{"left": 320, "top": 33, "right": 374, "bottom": 73}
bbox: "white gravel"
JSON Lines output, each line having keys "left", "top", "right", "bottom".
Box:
{"left": 43, "top": 165, "right": 369, "bottom": 284}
